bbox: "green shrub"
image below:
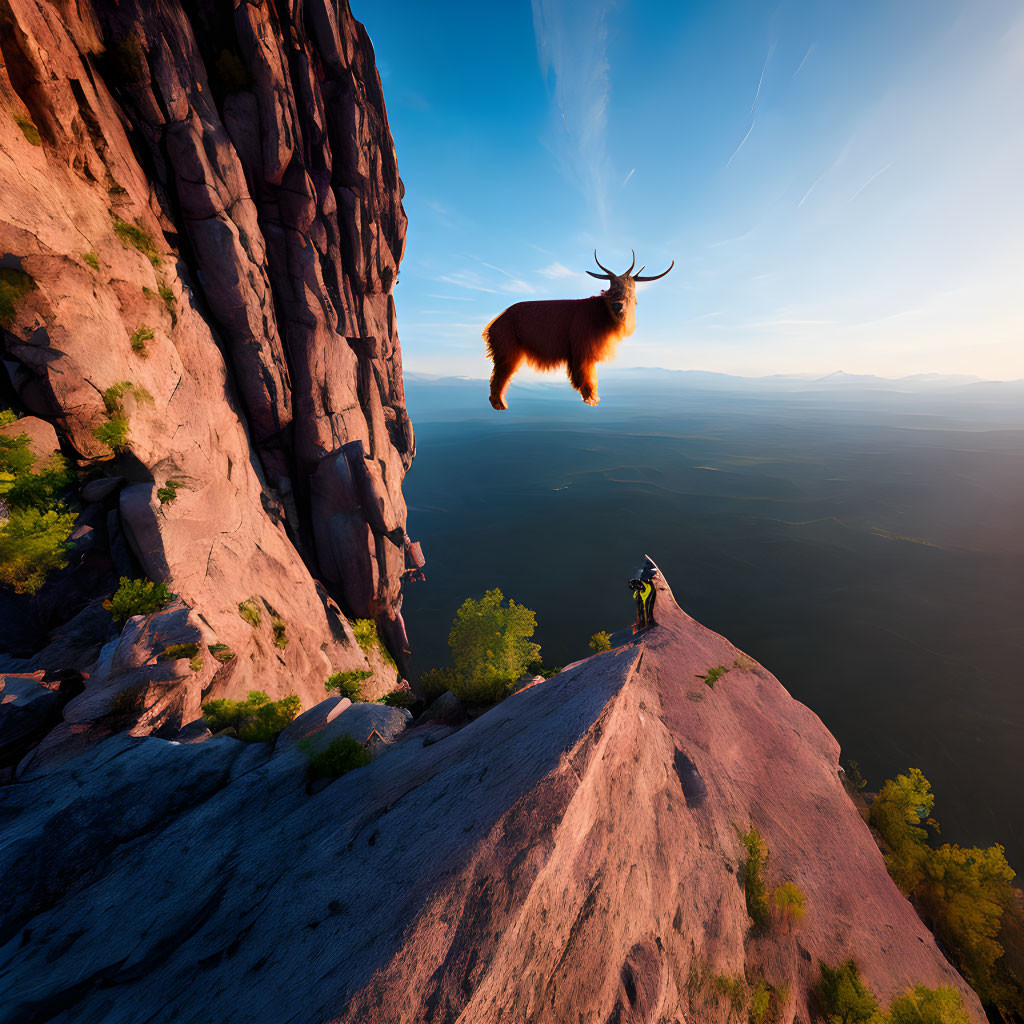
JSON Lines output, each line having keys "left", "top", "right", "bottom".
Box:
{"left": 774, "top": 881, "right": 806, "bottom": 926}
{"left": 102, "top": 380, "right": 152, "bottom": 415}
{"left": 208, "top": 643, "right": 235, "bottom": 664}
{"left": 713, "top": 975, "right": 747, "bottom": 1017}
{"left": 887, "top": 985, "right": 970, "bottom": 1024}
{"left": 104, "top": 576, "right": 172, "bottom": 623}
{"left": 271, "top": 615, "right": 288, "bottom": 648}
{"left": 379, "top": 689, "right": 416, "bottom": 708}
{"left": 157, "top": 281, "right": 175, "bottom": 315}
{"left": 0, "top": 506, "right": 76, "bottom": 594}
{"left": 421, "top": 588, "right": 541, "bottom": 705}
{"left": 813, "top": 960, "right": 883, "bottom": 1024}
{"left": 202, "top": 690, "right": 300, "bottom": 742}
{"left": 870, "top": 768, "right": 935, "bottom": 894}
{"left": 112, "top": 215, "right": 161, "bottom": 267}
{"left": 740, "top": 826, "right": 771, "bottom": 931}
{"left": 0, "top": 433, "right": 73, "bottom": 510}
{"left": 12, "top": 111, "right": 41, "bottom": 146}
{"left": 239, "top": 694, "right": 300, "bottom": 741}
{"left": 352, "top": 617, "right": 395, "bottom": 666}
{"left": 302, "top": 734, "right": 371, "bottom": 780}
{"left": 130, "top": 325, "right": 154, "bottom": 356}
{"left": 238, "top": 597, "right": 261, "bottom": 627}
{"left": 83, "top": 252, "right": 100, "bottom": 270}
{"left": 157, "top": 479, "right": 181, "bottom": 504}
{"left": 0, "top": 268, "right": 35, "bottom": 329}
{"left": 159, "top": 642, "right": 203, "bottom": 669}
{"left": 526, "top": 659, "right": 562, "bottom": 678}
{"left": 0, "top": 410, "right": 16, "bottom": 426}
{"left": 159, "top": 642, "right": 199, "bottom": 661}
{"left": 420, "top": 665, "right": 456, "bottom": 702}
{"left": 589, "top": 630, "right": 612, "bottom": 652}
{"left": 93, "top": 416, "right": 129, "bottom": 452}
{"left": 698, "top": 665, "right": 727, "bottom": 689}
{"left": 326, "top": 669, "right": 371, "bottom": 700}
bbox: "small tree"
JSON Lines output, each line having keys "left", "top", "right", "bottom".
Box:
{"left": 445, "top": 588, "right": 541, "bottom": 703}
{"left": 869, "top": 768, "right": 934, "bottom": 894}
{"left": 740, "top": 826, "right": 771, "bottom": 931}
{"left": 887, "top": 985, "right": 970, "bottom": 1024}
{"left": 774, "top": 881, "right": 806, "bottom": 928}
{"left": 0, "top": 506, "right": 76, "bottom": 594}
{"left": 104, "top": 577, "right": 172, "bottom": 623}
{"left": 814, "top": 960, "right": 884, "bottom": 1024}
{"left": 589, "top": 630, "right": 612, "bottom": 652}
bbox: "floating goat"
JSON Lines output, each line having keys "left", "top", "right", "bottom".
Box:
{"left": 483, "top": 250, "right": 674, "bottom": 409}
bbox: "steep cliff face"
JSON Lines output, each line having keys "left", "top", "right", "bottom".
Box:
{"left": 0, "top": 0, "right": 418, "bottom": 737}
{"left": 0, "top": 568, "right": 985, "bottom": 1023}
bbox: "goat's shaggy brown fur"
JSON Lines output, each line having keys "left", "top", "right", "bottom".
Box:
{"left": 483, "top": 295, "right": 630, "bottom": 409}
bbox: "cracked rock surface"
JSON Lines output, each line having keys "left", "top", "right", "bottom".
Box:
{"left": 0, "top": 0, "right": 418, "bottom": 739}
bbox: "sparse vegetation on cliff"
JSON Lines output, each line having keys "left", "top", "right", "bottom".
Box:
{"left": 157, "top": 479, "right": 182, "bottom": 504}
{"left": 699, "top": 665, "right": 728, "bottom": 689}
{"left": 589, "top": 630, "right": 612, "bottom": 652}
{"left": 12, "top": 111, "right": 42, "bottom": 146}
{"left": 420, "top": 588, "right": 541, "bottom": 704}
{"left": 814, "top": 960, "right": 969, "bottom": 1024}
{"left": 0, "top": 268, "right": 35, "bottom": 329}
{"left": 104, "top": 576, "right": 172, "bottom": 623}
{"left": 869, "top": 768, "right": 1021, "bottom": 1014}
{"left": 353, "top": 618, "right": 395, "bottom": 667}
{"left": 130, "top": 325, "right": 154, "bottom": 356}
{"left": 326, "top": 669, "right": 371, "bottom": 700}
{"left": 112, "top": 215, "right": 161, "bottom": 267}
{"left": 0, "top": 420, "right": 76, "bottom": 594}
{"left": 740, "top": 826, "right": 772, "bottom": 931}
{"left": 202, "top": 690, "right": 301, "bottom": 742}
{"left": 93, "top": 381, "right": 152, "bottom": 453}
{"left": 238, "top": 597, "right": 262, "bottom": 627}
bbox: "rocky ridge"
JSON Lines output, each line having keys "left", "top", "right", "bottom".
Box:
{"left": 0, "top": 568, "right": 985, "bottom": 1023}
{"left": 0, "top": 0, "right": 419, "bottom": 749}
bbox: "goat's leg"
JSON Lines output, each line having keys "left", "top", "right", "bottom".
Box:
{"left": 489, "top": 353, "right": 522, "bottom": 410}
{"left": 572, "top": 360, "right": 600, "bottom": 406}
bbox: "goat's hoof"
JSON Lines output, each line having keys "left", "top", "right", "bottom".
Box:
{"left": 489, "top": 395, "right": 508, "bottom": 411}
{"left": 583, "top": 394, "right": 600, "bottom": 406}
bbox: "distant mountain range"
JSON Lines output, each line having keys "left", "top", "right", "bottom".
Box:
{"left": 406, "top": 367, "right": 1022, "bottom": 392}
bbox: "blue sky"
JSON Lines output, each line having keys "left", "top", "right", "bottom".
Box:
{"left": 359, "top": 1, "right": 1024, "bottom": 381}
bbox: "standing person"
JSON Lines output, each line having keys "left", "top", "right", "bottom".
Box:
{"left": 629, "top": 558, "right": 659, "bottom": 633}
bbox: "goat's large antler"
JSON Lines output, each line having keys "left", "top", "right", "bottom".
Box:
{"left": 633, "top": 260, "right": 674, "bottom": 282}
{"left": 587, "top": 249, "right": 615, "bottom": 279}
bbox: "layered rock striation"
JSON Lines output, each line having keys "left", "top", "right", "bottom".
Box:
{"left": 0, "top": 568, "right": 985, "bottom": 1022}
{"left": 0, "top": 1, "right": 418, "bottom": 735}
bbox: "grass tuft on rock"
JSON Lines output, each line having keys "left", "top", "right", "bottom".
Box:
{"left": 0, "top": 269, "right": 36, "bottom": 329}
{"left": 112, "top": 215, "right": 161, "bottom": 267}
{"left": 301, "top": 734, "right": 371, "bottom": 780}
{"left": 238, "top": 597, "right": 261, "bottom": 627}
{"left": 83, "top": 252, "right": 100, "bottom": 270}
{"left": 13, "top": 111, "right": 41, "bottom": 146}
{"left": 130, "top": 325, "right": 154, "bottom": 356}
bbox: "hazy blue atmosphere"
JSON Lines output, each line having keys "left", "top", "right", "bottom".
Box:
{"left": 401, "top": 373, "right": 1024, "bottom": 867}
{"left": 362, "top": 0, "right": 1024, "bottom": 380}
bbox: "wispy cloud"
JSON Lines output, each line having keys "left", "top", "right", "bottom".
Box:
{"left": 537, "top": 261, "right": 584, "bottom": 279}
{"left": 622, "top": 168, "right": 636, "bottom": 186}
{"left": 437, "top": 273, "right": 498, "bottom": 294}
{"left": 749, "top": 46, "right": 775, "bottom": 117}
{"left": 425, "top": 293, "right": 476, "bottom": 302}
{"left": 532, "top": 0, "right": 615, "bottom": 227}
{"left": 792, "top": 43, "right": 815, "bottom": 78}
{"left": 846, "top": 161, "right": 893, "bottom": 205}
{"left": 797, "top": 169, "right": 826, "bottom": 208}
{"left": 726, "top": 121, "right": 756, "bottom": 166}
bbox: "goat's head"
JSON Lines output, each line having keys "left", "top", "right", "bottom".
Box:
{"left": 587, "top": 250, "right": 674, "bottom": 333}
